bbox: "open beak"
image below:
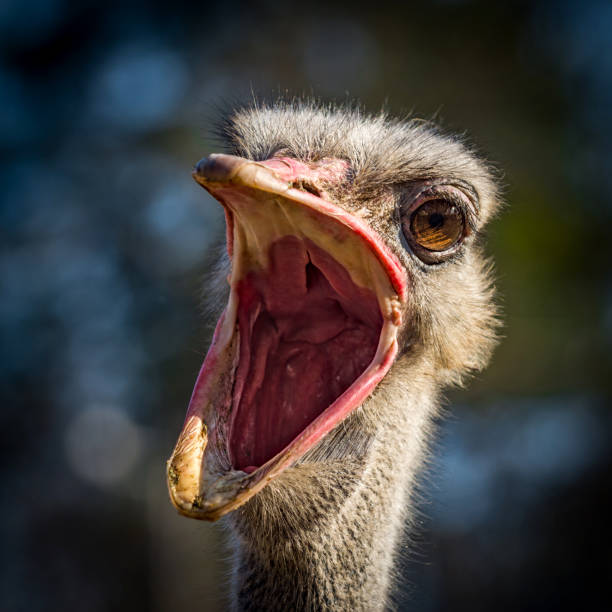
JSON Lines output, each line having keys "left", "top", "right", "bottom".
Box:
{"left": 167, "top": 154, "right": 408, "bottom": 521}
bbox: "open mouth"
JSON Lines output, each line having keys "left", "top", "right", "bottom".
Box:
{"left": 167, "top": 154, "right": 407, "bottom": 520}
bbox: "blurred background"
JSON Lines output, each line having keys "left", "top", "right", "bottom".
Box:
{"left": 1, "top": 0, "right": 611, "bottom": 610}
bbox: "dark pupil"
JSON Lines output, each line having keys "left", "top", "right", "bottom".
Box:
{"left": 428, "top": 212, "right": 444, "bottom": 228}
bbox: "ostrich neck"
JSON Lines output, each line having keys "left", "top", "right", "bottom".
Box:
{"left": 227, "top": 365, "right": 438, "bottom": 611}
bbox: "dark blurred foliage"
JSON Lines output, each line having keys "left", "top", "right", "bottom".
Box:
{"left": 1, "top": 0, "right": 611, "bottom": 610}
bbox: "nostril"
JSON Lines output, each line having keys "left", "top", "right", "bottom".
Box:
{"left": 293, "top": 180, "right": 321, "bottom": 196}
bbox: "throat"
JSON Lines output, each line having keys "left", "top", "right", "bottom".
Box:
{"left": 227, "top": 378, "right": 437, "bottom": 612}
{"left": 229, "top": 236, "right": 382, "bottom": 471}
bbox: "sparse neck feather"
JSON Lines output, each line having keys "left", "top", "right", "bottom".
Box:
{"left": 226, "top": 365, "right": 438, "bottom": 611}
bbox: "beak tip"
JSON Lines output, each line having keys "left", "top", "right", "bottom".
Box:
{"left": 192, "top": 157, "right": 211, "bottom": 186}
{"left": 192, "top": 153, "right": 246, "bottom": 186}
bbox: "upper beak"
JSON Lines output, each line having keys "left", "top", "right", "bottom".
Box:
{"left": 193, "top": 154, "right": 291, "bottom": 193}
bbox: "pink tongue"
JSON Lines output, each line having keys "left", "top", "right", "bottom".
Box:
{"left": 229, "top": 236, "right": 382, "bottom": 471}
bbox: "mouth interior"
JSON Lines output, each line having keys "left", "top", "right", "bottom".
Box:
{"left": 229, "top": 235, "right": 383, "bottom": 471}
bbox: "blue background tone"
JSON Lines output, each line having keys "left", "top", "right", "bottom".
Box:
{"left": 1, "top": 1, "right": 611, "bottom": 610}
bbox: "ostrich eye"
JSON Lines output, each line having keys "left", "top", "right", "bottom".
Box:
{"left": 407, "top": 199, "right": 465, "bottom": 252}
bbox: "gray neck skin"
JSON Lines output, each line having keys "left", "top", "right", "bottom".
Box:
{"left": 226, "top": 366, "right": 438, "bottom": 612}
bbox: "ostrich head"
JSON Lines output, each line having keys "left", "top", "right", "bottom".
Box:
{"left": 166, "top": 101, "right": 499, "bottom": 608}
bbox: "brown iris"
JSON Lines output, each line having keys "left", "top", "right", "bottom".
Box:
{"left": 409, "top": 199, "right": 465, "bottom": 252}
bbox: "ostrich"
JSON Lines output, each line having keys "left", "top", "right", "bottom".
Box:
{"left": 167, "top": 101, "right": 499, "bottom": 611}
